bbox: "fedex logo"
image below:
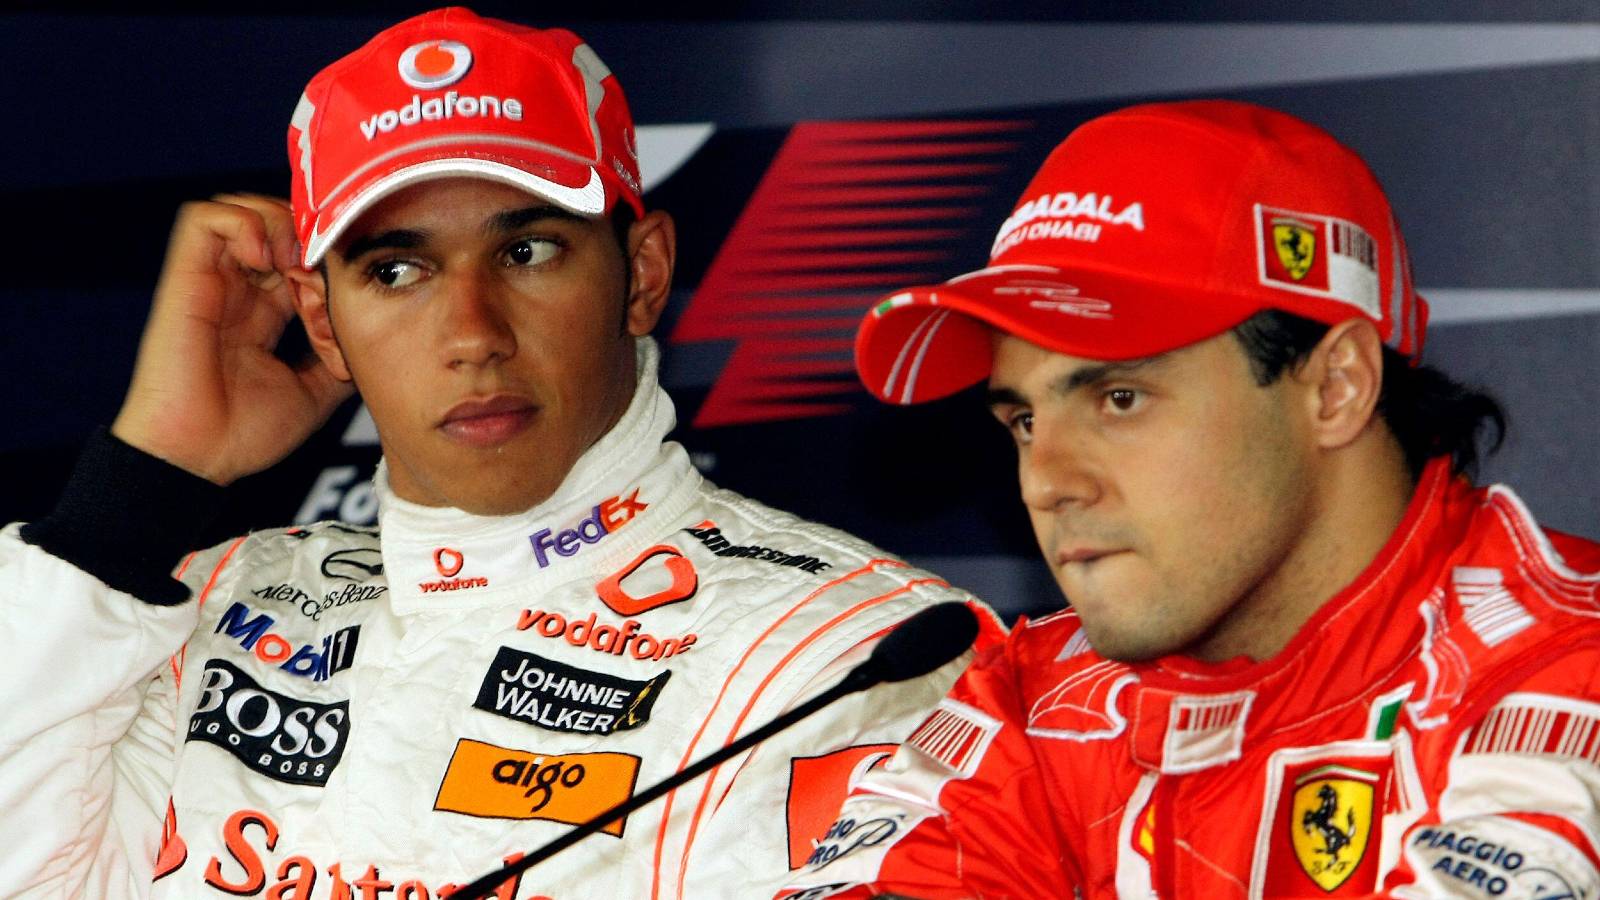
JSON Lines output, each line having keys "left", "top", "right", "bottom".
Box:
{"left": 213, "top": 602, "right": 360, "bottom": 682}
{"left": 529, "top": 489, "right": 647, "bottom": 568}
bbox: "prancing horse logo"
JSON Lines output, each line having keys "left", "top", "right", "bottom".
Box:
{"left": 1272, "top": 217, "right": 1318, "bottom": 281}
{"left": 1302, "top": 784, "right": 1356, "bottom": 860}
{"left": 1289, "top": 765, "right": 1377, "bottom": 891}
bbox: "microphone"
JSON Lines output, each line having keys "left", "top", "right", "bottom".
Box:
{"left": 450, "top": 601, "right": 980, "bottom": 900}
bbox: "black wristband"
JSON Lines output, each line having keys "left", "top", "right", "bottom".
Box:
{"left": 20, "top": 427, "right": 227, "bottom": 606}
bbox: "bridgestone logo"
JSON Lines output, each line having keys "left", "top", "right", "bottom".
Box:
{"left": 187, "top": 659, "right": 350, "bottom": 787}
{"left": 682, "top": 522, "right": 831, "bottom": 574}
{"left": 473, "top": 647, "right": 670, "bottom": 736}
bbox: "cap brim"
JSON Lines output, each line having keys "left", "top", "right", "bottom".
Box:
{"left": 857, "top": 263, "right": 1264, "bottom": 404}
{"left": 302, "top": 146, "right": 613, "bottom": 267}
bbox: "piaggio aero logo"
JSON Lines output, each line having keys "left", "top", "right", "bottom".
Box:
{"left": 398, "top": 40, "right": 472, "bottom": 90}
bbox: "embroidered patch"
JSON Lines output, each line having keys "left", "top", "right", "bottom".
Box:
{"left": 1367, "top": 683, "right": 1413, "bottom": 741}
{"left": 1405, "top": 815, "right": 1600, "bottom": 899}
{"left": 433, "top": 738, "right": 640, "bottom": 836}
{"left": 1028, "top": 661, "right": 1137, "bottom": 741}
{"left": 905, "top": 698, "right": 999, "bottom": 777}
{"left": 786, "top": 745, "right": 896, "bottom": 869}
{"left": 1254, "top": 204, "right": 1380, "bottom": 317}
{"left": 1252, "top": 741, "right": 1416, "bottom": 898}
{"left": 1407, "top": 596, "right": 1470, "bottom": 730}
{"left": 1453, "top": 566, "right": 1535, "bottom": 648}
{"left": 1465, "top": 693, "right": 1600, "bottom": 762}
{"left": 1161, "top": 691, "right": 1254, "bottom": 774}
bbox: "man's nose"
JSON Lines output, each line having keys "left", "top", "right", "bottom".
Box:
{"left": 438, "top": 273, "right": 516, "bottom": 368}
{"left": 1018, "top": 419, "right": 1102, "bottom": 513}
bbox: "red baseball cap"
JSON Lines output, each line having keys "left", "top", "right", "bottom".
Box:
{"left": 287, "top": 6, "right": 644, "bottom": 268}
{"left": 856, "top": 100, "right": 1429, "bottom": 405}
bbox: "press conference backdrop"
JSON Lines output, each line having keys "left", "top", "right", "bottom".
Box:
{"left": 4, "top": 4, "right": 1597, "bottom": 622}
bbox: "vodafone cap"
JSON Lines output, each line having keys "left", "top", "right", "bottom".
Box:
{"left": 857, "top": 100, "right": 1429, "bottom": 405}
{"left": 288, "top": 6, "right": 644, "bottom": 268}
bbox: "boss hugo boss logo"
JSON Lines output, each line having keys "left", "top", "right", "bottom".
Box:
{"left": 529, "top": 489, "right": 648, "bottom": 568}
{"left": 418, "top": 546, "right": 489, "bottom": 593}
{"left": 187, "top": 659, "right": 349, "bottom": 787}
{"left": 214, "top": 602, "right": 359, "bottom": 681}
{"left": 474, "top": 646, "right": 671, "bottom": 736}
{"left": 434, "top": 738, "right": 641, "bottom": 836}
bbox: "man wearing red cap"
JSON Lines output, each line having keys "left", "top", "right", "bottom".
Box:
{"left": 781, "top": 101, "right": 1600, "bottom": 898}
{"left": 0, "top": 8, "right": 986, "bottom": 897}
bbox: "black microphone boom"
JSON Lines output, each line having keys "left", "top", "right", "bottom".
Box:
{"left": 450, "top": 601, "right": 980, "bottom": 900}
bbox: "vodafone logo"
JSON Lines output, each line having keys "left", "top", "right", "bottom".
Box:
{"left": 398, "top": 40, "right": 472, "bottom": 90}
{"left": 419, "top": 546, "right": 488, "bottom": 593}
{"left": 434, "top": 547, "right": 465, "bottom": 578}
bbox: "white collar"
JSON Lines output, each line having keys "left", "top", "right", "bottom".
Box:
{"left": 373, "top": 338, "right": 703, "bottom": 613}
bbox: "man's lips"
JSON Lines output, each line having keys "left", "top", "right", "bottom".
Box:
{"left": 438, "top": 395, "right": 537, "bottom": 447}
{"left": 1056, "top": 547, "right": 1128, "bottom": 566}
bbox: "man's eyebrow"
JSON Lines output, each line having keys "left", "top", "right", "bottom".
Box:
{"left": 1057, "top": 357, "right": 1163, "bottom": 393}
{"left": 985, "top": 356, "right": 1166, "bottom": 409}
{"left": 984, "top": 386, "right": 1027, "bottom": 410}
{"left": 338, "top": 229, "right": 426, "bottom": 264}
{"left": 487, "top": 205, "right": 587, "bottom": 234}
{"left": 336, "top": 206, "right": 587, "bottom": 264}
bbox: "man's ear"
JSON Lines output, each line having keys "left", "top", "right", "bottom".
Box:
{"left": 1293, "top": 318, "right": 1385, "bottom": 451}
{"left": 286, "top": 266, "right": 353, "bottom": 383}
{"left": 623, "top": 210, "right": 676, "bottom": 337}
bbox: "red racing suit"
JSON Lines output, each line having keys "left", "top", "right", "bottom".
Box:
{"left": 781, "top": 460, "right": 1600, "bottom": 898}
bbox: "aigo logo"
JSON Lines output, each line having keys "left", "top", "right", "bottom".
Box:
{"left": 434, "top": 738, "right": 640, "bottom": 836}
{"left": 434, "top": 547, "right": 465, "bottom": 578}
{"left": 398, "top": 40, "right": 472, "bottom": 90}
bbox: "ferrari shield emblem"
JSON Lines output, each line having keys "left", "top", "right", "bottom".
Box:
{"left": 1272, "top": 218, "right": 1318, "bottom": 281}
{"left": 1290, "top": 765, "right": 1376, "bottom": 891}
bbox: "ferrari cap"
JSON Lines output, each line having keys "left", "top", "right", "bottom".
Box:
{"left": 287, "top": 6, "right": 643, "bottom": 267}
{"left": 857, "top": 100, "right": 1429, "bottom": 405}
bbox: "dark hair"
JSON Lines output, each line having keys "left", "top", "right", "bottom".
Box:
{"left": 1230, "top": 309, "right": 1505, "bottom": 479}
{"left": 610, "top": 204, "right": 637, "bottom": 334}
{"left": 611, "top": 203, "right": 636, "bottom": 255}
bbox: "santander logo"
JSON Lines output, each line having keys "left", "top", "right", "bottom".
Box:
{"left": 420, "top": 546, "right": 487, "bottom": 593}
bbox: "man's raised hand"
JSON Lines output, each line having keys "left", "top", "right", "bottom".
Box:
{"left": 111, "top": 195, "right": 354, "bottom": 485}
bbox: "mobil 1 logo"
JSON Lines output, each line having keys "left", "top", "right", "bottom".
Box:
{"left": 474, "top": 646, "right": 670, "bottom": 736}
{"left": 187, "top": 659, "right": 350, "bottom": 787}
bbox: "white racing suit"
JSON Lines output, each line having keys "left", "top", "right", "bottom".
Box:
{"left": 0, "top": 341, "right": 990, "bottom": 899}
